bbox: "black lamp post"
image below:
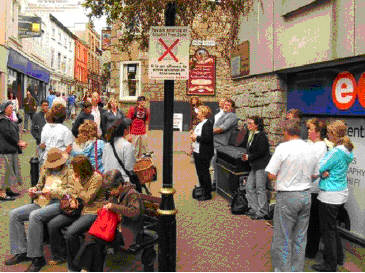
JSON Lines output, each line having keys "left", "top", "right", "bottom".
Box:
{"left": 158, "top": 1, "right": 177, "bottom": 272}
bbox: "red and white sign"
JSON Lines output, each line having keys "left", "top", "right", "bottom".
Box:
{"left": 357, "top": 72, "right": 365, "bottom": 108}
{"left": 148, "top": 27, "right": 190, "bottom": 80}
{"left": 187, "top": 48, "right": 216, "bottom": 96}
{"left": 332, "top": 71, "right": 357, "bottom": 110}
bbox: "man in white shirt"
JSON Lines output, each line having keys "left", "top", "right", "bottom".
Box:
{"left": 265, "top": 119, "right": 317, "bottom": 272}
{"left": 213, "top": 98, "right": 226, "bottom": 126}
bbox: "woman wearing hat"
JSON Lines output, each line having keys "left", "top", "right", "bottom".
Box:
{"left": 5, "top": 148, "right": 75, "bottom": 272}
{"left": 71, "top": 120, "right": 105, "bottom": 174}
{"left": 0, "top": 101, "right": 27, "bottom": 201}
{"left": 47, "top": 155, "right": 103, "bottom": 266}
{"left": 71, "top": 169, "right": 143, "bottom": 272}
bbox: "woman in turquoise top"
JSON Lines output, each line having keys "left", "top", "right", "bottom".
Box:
{"left": 312, "top": 120, "right": 354, "bottom": 272}
{"left": 71, "top": 120, "right": 105, "bottom": 174}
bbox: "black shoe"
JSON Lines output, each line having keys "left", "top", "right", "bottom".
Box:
{"left": 337, "top": 259, "right": 344, "bottom": 266}
{"left": 246, "top": 210, "right": 257, "bottom": 217}
{"left": 250, "top": 214, "right": 268, "bottom": 220}
{"left": 6, "top": 189, "right": 20, "bottom": 197}
{"left": 198, "top": 194, "right": 212, "bottom": 201}
{"left": 0, "top": 195, "right": 15, "bottom": 201}
{"left": 25, "top": 257, "right": 46, "bottom": 272}
{"left": 312, "top": 263, "right": 336, "bottom": 272}
{"left": 4, "top": 253, "right": 31, "bottom": 265}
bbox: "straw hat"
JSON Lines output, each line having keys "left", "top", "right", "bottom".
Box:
{"left": 43, "top": 148, "right": 68, "bottom": 169}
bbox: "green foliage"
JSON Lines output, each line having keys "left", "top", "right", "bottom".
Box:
{"left": 82, "top": 0, "right": 253, "bottom": 61}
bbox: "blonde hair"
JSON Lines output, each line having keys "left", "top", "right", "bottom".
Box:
{"left": 107, "top": 98, "right": 118, "bottom": 110}
{"left": 327, "top": 120, "right": 353, "bottom": 151}
{"left": 198, "top": 105, "right": 211, "bottom": 118}
{"left": 76, "top": 120, "right": 98, "bottom": 145}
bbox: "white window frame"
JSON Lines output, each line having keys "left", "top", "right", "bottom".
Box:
{"left": 119, "top": 61, "right": 142, "bottom": 102}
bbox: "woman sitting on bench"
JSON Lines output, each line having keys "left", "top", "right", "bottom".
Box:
{"left": 72, "top": 169, "right": 144, "bottom": 272}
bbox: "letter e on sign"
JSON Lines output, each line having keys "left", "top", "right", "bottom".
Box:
{"left": 357, "top": 72, "right": 365, "bottom": 108}
{"left": 332, "top": 71, "right": 357, "bottom": 110}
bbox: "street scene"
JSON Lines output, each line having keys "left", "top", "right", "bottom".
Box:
{"left": 1, "top": 0, "right": 365, "bottom": 272}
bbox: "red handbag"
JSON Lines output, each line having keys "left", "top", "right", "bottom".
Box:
{"left": 88, "top": 208, "right": 120, "bottom": 242}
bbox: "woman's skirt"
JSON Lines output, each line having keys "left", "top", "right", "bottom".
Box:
{"left": 0, "top": 153, "right": 22, "bottom": 189}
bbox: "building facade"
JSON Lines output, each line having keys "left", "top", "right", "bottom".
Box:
{"left": 74, "top": 38, "right": 89, "bottom": 96}
{"left": 234, "top": 0, "right": 365, "bottom": 245}
{"left": 48, "top": 14, "right": 75, "bottom": 95}
{"left": 70, "top": 22, "right": 102, "bottom": 94}
{"left": 3, "top": 0, "right": 51, "bottom": 106}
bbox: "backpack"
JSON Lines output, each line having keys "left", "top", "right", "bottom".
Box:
{"left": 231, "top": 178, "right": 249, "bottom": 215}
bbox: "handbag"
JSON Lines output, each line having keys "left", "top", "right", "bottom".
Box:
{"left": 111, "top": 142, "right": 142, "bottom": 193}
{"left": 192, "top": 186, "right": 205, "bottom": 200}
{"left": 230, "top": 181, "right": 248, "bottom": 215}
{"left": 88, "top": 207, "right": 120, "bottom": 242}
{"left": 60, "top": 195, "right": 84, "bottom": 217}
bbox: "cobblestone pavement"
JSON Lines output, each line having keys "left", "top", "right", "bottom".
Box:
{"left": 0, "top": 120, "right": 363, "bottom": 271}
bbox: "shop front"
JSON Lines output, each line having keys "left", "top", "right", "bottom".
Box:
{"left": 0, "top": 46, "right": 8, "bottom": 100}
{"left": 286, "top": 60, "right": 365, "bottom": 247}
{"left": 7, "top": 48, "right": 50, "bottom": 106}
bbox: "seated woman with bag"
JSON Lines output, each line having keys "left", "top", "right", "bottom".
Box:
{"left": 46, "top": 155, "right": 103, "bottom": 265}
{"left": 72, "top": 169, "right": 144, "bottom": 272}
{"left": 71, "top": 120, "right": 105, "bottom": 174}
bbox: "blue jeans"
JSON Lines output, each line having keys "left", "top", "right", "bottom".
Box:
{"left": 271, "top": 191, "right": 311, "bottom": 272}
{"left": 9, "top": 201, "right": 61, "bottom": 258}
{"left": 246, "top": 168, "right": 268, "bottom": 217}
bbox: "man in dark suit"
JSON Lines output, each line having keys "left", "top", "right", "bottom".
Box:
{"left": 31, "top": 100, "right": 49, "bottom": 158}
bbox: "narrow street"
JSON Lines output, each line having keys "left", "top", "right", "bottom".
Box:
{"left": 0, "top": 120, "right": 363, "bottom": 272}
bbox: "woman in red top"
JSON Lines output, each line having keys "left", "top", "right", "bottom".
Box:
{"left": 127, "top": 96, "right": 150, "bottom": 159}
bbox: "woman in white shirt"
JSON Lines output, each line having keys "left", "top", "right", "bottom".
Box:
{"left": 305, "top": 118, "right": 328, "bottom": 259}
{"left": 190, "top": 105, "right": 214, "bottom": 201}
{"left": 40, "top": 104, "right": 73, "bottom": 166}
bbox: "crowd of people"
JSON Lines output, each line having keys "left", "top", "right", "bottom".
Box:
{"left": 0, "top": 89, "right": 355, "bottom": 272}
{"left": 189, "top": 97, "right": 354, "bottom": 272}
{"left": 0, "top": 91, "right": 151, "bottom": 272}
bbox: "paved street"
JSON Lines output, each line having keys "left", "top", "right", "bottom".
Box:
{"left": 0, "top": 122, "right": 363, "bottom": 272}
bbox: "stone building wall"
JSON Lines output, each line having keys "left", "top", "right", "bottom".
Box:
{"left": 232, "top": 73, "right": 287, "bottom": 149}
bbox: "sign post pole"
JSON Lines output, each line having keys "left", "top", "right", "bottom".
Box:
{"left": 158, "top": 1, "right": 177, "bottom": 272}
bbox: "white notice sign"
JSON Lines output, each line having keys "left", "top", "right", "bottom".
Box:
{"left": 149, "top": 26, "right": 190, "bottom": 80}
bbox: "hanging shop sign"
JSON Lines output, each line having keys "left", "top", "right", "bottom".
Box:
{"left": 101, "top": 28, "right": 111, "bottom": 51}
{"left": 231, "top": 40, "right": 250, "bottom": 78}
{"left": 18, "top": 15, "right": 42, "bottom": 38}
{"left": 7, "top": 49, "right": 50, "bottom": 83}
{"left": 187, "top": 48, "right": 216, "bottom": 96}
{"left": 287, "top": 62, "right": 365, "bottom": 115}
{"left": 148, "top": 26, "right": 190, "bottom": 80}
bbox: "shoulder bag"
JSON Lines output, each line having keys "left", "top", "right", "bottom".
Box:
{"left": 111, "top": 141, "right": 142, "bottom": 193}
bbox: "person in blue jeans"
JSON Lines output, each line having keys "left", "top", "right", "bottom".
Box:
{"left": 265, "top": 119, "right": 317, "bottom": 272}
{"left": 4, "top": 148, "right": 75, "bottom": 272}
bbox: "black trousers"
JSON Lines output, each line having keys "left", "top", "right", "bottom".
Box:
{"left": 193, "top": 152, "right": 212, "bottom": 195}
{"left": 318, "top": 200, "right": 344, "bottom": 270}
{"left": 305, "top": 193, "right": 321, "bottom": 258}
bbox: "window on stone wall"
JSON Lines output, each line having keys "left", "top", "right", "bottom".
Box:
{"left": 119, "top": 61, "right": 141, "bottom": 101}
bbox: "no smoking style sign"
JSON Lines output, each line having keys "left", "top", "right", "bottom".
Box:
{"left": 149, "top": 27, "right": 190, "bottom": 80}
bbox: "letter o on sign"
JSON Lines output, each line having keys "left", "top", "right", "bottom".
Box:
{"left": 332, "top": 71, "right": 357, "bottom": 110}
